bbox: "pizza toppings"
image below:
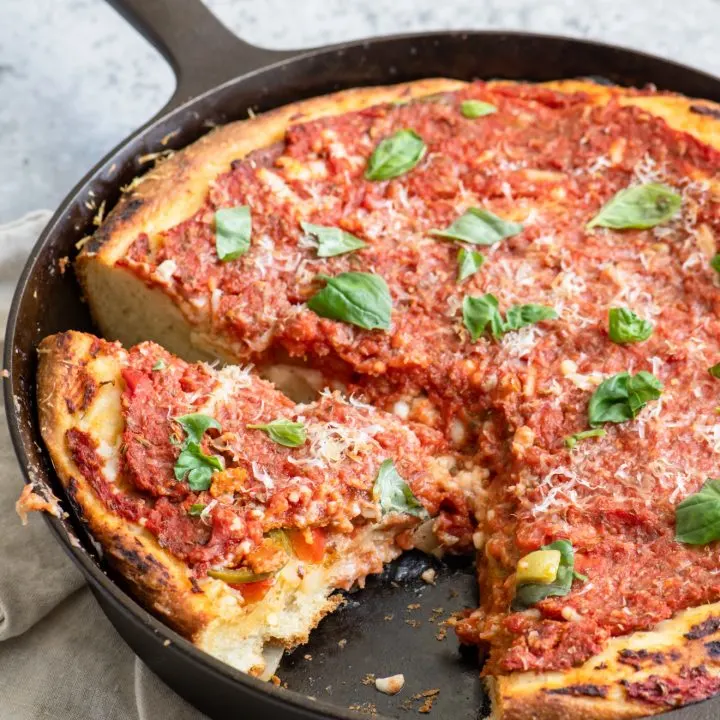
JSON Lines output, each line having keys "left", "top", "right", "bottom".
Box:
{"left": 431, "top": 208, "right": 523, "bottom": 246}
{"left": 246, "top": 419, "right": 307, "bottom": 447}
{"left": 215, "top": 205, "right": 252, "bottom": 261}
{"left": 152, "top": 359, "right": 166, "bottom": 371}
{"left": 564, "top": 428, "right": 606, "bottom": 449}
{"left": 512, "top": 540, "right": 582, "bottom": 611}
{"left": 709, "top": 363, "right": 720, "bottom": 379}
{"left": 608, "top": 308, "right": 653, "bottom": 344}
{"left": 460, "top": 100, "right": 497, "bottom": 118}
{"left": 515, "top": 548, "right": 562, "bottom": 585}
{"left": 300, "top": 222, "right": 366, "bottom": 258}
{"left": 462, "top": 293, "right": 557, "bottom": 342}
{"left": 307, "top": 272, "right": 392, "bottom": 330}
{"left": 365, "top": 129, "right": 426, "bottom": 180}
{"left": 456, "top": 249, "right": 485, "bottom": 283}
{"left": 173, "top": 413, "right": 224, "bottom": 491}
{"left": 587, "top": 183, "right": 682, "bottom": 230}
{"left": 675, "top": 479, "right": 720, "bottom": 545}
{"left": 587, "top": 371, "right": 663, "bottom": 427}
{"left": 373, "top": 459, "right": 429, "bottom": 519}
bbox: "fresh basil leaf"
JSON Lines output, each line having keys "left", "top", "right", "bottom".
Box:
{"left": 608, "top": 308, "right": 653, "bottom": 344}
{"left": 460, "top": 100, "right": 497, "bottom": 118}
{"left": 512, "top": 539, "right": 578, "bottom": 611}
{"left": 457, "top": 248, "right": 485, "bottom": 283}
{"left": 373, "top": 459, "right": 428, "bottom": 519}
{"left": 188, "top": 503, "right": 206, "bottom": 517}
{"left": 175, "top": 414, "right": 221, "bottom": 446}
{"left": 151, "top": 360, "right": 166, "bottom": 371}
{"left": 432, "top": 208, "right": 523, "bottom": 246}
{"left": 174, "top": 442, "right": 223, "bottom": 492}
{"left": 301, "top": 222, "right": 366, "bottom": 258}
{"left": 365, "top": 129, "right": 426, "bottom": 181}
{"left": 462, "top": 295, "right": 557, "bottom": 342}
{"left": 710, "top": 363, "right": 720, "bottom": 379}
{"left": 564, "top": 428, "right": 606, "bottom": 449}
{"left": 588, "top": 371, "right": 663, "bottom": 427}
{"left": 307, "top": 272, "right": 392, "bottom": 330}
{"left": 711, "top": 254, "right": 720, "bottom": 274}
{"left": 504, "top": 304, "right": 558, "bottom": 332}
{"left": 587, "top": 183, "right": 681, "bottom": 230}
{"left": 675, "top": 479, "right": 720, "bottom": 545}
{"left": 247, "top": 419, "right": 307, "bottom": 448}
{"left": 215, "top": 205, "right": 252, "bottom": 261}
{"left": 627, "top": 371, "right": 663, "bottom": 415}
{"left": 463, "top": 294, "right": 504, "bottom": 341}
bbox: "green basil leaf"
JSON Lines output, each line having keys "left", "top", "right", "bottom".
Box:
{"left": 247, "top": 419, "right": 307, "bottom": 448}
{"left": 365, "top": 129, "right": 426, "bottom": 181}
{"left": 175, "top": 414, "right": 221, "bottom": 446}
{"left": 151, "top": 360, "right": 166, "bottom": 371}
{"left": 462, "top": 296, "right": 557, "bottom": 342}
{"left": 587, "top": 183, "right": 682, "bottom": 230}
{"left": 174, "top": 442, "right": 223, "bottom": 492}
{"left": 373, "top": 459, "right": 428, "bottom": 519}
{"left": 504, "top": 304, "right": 558, "bottom": 332}
{"left": 564, "top": 428, "right": 606, "bottom": 449}
{"left": 307, "top": 272, "right": 392, "bottom": 330}
{"left": 463, "top": 294, "right": 504, "bottom": 341}
{"left": 711, "top": 254, "right": 720, "bottom": 274}
{"left": 675, "top": 479, "right": 720, "bottom": 545}
{"left": 460, "top": 100, "right": 497, "bottom": 118}
{"left": 215, "top": 205, "right": 252, "bottom": 261}
{"left": 457, "top": 248, "right": 485, "bottom": 283}
{"left": 301, "top": 222, "right": 367, "bottom": 258}
{"left": 188, "top": 503, "right": 206, "bottom": 517}
{"left": 512, "top": 539, "right": 578, "bottom": 611}
{"left": 588, "top": 371, "right": 663, "bottom": 427}
{"left": 608, "top": 307, "right": 653, "bottom": 344}
{"left": 627, "top": 371, "right": 663, "bottom": 415}
{"left": 432, "top": 208, "right": 523, "bottom": 246}
{"left": 709, "top": 363, "right": 720, "bottom": 379}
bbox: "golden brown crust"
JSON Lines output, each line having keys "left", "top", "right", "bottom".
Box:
{"left": 492, "top": 600, "right": 720, "bottom": 719}
{"left": 37, "top": 331, "right": 216, "bottom": 637}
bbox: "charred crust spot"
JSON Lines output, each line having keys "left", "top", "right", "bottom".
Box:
{"left": 546, "top": 684, "right": 608, "bottom": 698}
{"left": 594, "top": 662, "right": 608, "bottom": 670}
{"left": 88, "top": 197, "right": 145, "bottom": 253}
{"left": 618, "top": 648, "right": 665, "bottom": 670}
{"left": 114, "top": 542, "right": 152, "bottom": 575}
{"left": 65, "top": 397, "right": 77, "bottom": 414}
{"left": 56, "top": 332, "right": 73, "bottom": 351}
{"left": 622, "top": 665, "right": 720, "bottom": 708}
{"left": 705, "top": 641, "right": 720, "bottom": 658}
{"left": 685, "top": 615, "right": 720, "bottom": 640}
{"left": 690, "top": 104, "right": 720, "bottom": 120}
{"left": 89, "top": 339, "right": 103, "bottom": 358}
{"left": 190, "top": 577, "right": 203, "bottom": 594}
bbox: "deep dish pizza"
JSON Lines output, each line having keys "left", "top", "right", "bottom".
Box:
{"left": 29, "top": 77, "right": 720, "bottom": 717}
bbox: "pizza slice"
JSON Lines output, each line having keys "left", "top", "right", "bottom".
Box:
{"left": 35, "top": 330, "right": 471, "bottom": 678}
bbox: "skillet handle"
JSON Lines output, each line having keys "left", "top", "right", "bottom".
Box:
{"left": 106, "top": 0, "right": 298, "bottom": 112}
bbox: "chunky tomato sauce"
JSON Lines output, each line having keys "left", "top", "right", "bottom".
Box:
{"left": 116, "top": 81, "right": 720, "bottom": 679}
{"left": 67, "top": 342, "right": 461, "bottom": 576}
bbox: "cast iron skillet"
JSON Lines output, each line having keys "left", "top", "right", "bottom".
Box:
{"left": 5, "top": 1, "right": 720, "bottom": 718}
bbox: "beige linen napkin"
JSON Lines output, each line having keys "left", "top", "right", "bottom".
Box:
{"left": 0, "top": 211, "right": 207, "bottom": 720}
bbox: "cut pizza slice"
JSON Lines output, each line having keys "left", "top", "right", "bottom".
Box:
{"left": 35, "top": 330, "right": 471, "bottom": 678}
